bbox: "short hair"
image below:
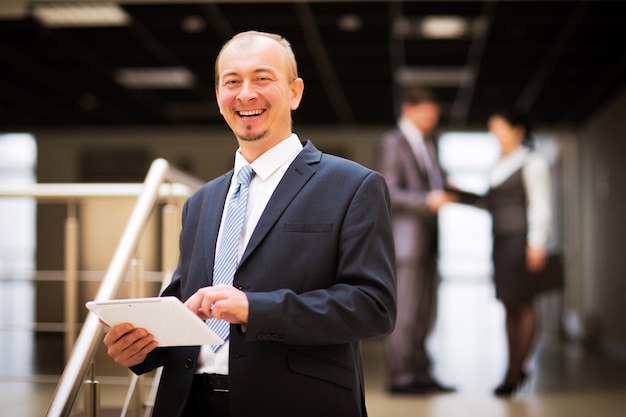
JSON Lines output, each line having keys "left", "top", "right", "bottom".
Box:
{"left": 214, "top": 30, "right": 299, "bottom": 86}
{"left": 402, "top": 87, "right": 439, "bottom": 106}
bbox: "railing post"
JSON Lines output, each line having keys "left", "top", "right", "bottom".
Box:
{"left": 64, "top": 200, "right": 79, "bottom": 359}
{"left": 83, "top": 361, "right": 100, "bottom": 417}
{"left": 129, "top": 259, "right": 145, "bottom": 417}
{"left": 161, "top": 202, "right": 180, "bottom": 275}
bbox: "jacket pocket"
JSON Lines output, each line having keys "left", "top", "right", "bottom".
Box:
{"left": 287, "top": 349, "right": 354, "bottom": 390}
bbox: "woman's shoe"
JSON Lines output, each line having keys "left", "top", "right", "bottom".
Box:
{"left": 494, "top": 371, "right": 528, "bottom": 396}
{"left": 494, "top": 381, "right": 516, "bottom": 396}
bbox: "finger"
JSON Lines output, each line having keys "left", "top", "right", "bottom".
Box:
{"left": 103, "top": 323, "right": 134, "bottom": 347}
{"left": 107, "top": 328, "right": 156, "bottom": 366}
{"left": 209, "top": 300, "right": 225, "bottom": 320}
{"left": 124, "top": 334, "right": 157, "bottom": 366}
{"left": 105, "top": 327, "right": 148, "bottom": 357}
{"left": 184, "top": 292, "right": 201, "bottom": 314}
{"left": 117, "top": 337, "right": 158, "bottom": 367}
{"left": 185, "top": 291, "right": 215, "bottom": 320}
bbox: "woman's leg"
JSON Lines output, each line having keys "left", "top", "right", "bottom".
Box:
{"left": 497, "top": 301, "right": 537, "bottom": 393}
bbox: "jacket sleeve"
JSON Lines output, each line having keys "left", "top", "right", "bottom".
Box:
{"left": 523, "top": 153, "right": 552, "bottom": 249}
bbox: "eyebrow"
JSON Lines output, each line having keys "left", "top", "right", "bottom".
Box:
{"left": 221, "top": 67, "right": 280, "bottom": 79}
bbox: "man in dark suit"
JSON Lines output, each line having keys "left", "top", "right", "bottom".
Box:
{"left": 103, "top": 31, "right": 396, "bottom": 417}
{"left": 378, "top": 87, "right": 457, "bottom": 394}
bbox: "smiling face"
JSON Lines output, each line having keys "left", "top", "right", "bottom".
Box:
{"left": 215, "top": 34, "right": 304, "bottom": 161}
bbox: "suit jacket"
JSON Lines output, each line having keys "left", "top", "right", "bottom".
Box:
{"left": 132, "top": 140, "right": 397, "bottom": 417}
{"left": 377, "top": 128, "right": 446, "bottom": 263}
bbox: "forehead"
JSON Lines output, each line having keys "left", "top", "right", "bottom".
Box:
{"left": 218, "top": 36, "right": 287, "bottom": 76}
{"left": 489, "top": 115, "right": 513, "bottom": 129}
{"left": 408, "top": 101, "right": 440, "bottom": 112}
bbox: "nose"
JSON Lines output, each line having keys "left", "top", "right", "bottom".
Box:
{"left": 237, "top": 80, "right": 258, "bottom": 101}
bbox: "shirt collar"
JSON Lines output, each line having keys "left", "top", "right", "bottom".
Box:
{"left": 232, "top": 134, "right": 303, "bottom": 182}
{"left": 490, "top": 145, "right": 530, "bottom": 186}
{"left": 398, "top": 116, "right": 425, "bottom": 147}
{"left": 501, "top": 145, "right": 529, "bottom": 166}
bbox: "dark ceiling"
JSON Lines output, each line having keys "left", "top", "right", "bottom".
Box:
{"left": 1, "top": 0, "right": 625, "bottom": 132}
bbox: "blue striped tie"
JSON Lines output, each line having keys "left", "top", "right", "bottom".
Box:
{"left": 208, "top": 165, "right": 255, "bottom": 351}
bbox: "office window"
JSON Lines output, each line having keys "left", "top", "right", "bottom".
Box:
{"left": 0, "top": 133, "right": 37, "bottom": 279}
{"left": 437, "top": 132, "right": 498, "bottom": 281}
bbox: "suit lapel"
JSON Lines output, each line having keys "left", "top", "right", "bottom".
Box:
{"left": 398, "top": 132, "right": 428, "bottom": 182}
{"left": 239, "top": 142, "right": 319, "bottom": 266}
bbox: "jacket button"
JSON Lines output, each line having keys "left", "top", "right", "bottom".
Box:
{"left": 185, "top": 358, "right": 193, "bottom": 369}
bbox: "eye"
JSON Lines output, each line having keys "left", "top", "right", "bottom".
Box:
{"left": 223, "top": 78, "right": 240, "bottom": 87}
{"left": 255, "top": 74, "right": 274, "bottom": 83}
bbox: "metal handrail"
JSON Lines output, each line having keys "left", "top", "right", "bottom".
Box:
{"left": 0, "top": 182, "right": 201, "bottom": 200}
{"left": 37, "top": 158, "right": 204, "bottom": 417}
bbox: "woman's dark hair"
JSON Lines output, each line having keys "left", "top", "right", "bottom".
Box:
{"left": 491, "top": 108, "right": 535, "bottom": 149}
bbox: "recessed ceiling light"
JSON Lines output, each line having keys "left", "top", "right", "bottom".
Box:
{"left": 181, "top": 15, "right": 206, "bottom": 33}
{"left": 115, "top": 67, "right": 196, "bottom": 89}
{"left": 394, "top": 15, "right": 476, "bottom": 39}
{"left": 421, "top": 16, "right": 468, "bottom": 39}
{"left": 31, "top": 2, "right": 130, "bottom": 27}
{"left": 338, "top": 14, "right": 363, "bottom": 32}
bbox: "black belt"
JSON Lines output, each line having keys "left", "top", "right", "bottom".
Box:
{"left": 194, "top": 373, "right": 229, "bottom": 392}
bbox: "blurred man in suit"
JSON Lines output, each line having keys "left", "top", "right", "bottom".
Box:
{"left": 378, "top": 87, "right": 457, "bottom": 394}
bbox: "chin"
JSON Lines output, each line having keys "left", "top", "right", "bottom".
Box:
{"left": 237, "top": 130, "right": 266, "bottom": 143}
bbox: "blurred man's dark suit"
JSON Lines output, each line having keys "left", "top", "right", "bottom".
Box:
{"left": 378, "top": 127, "right": 446, "bottom": 389}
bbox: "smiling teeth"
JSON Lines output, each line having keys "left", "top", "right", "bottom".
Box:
{"left": 239, "top": 109, "right": 263, "bottom": 116}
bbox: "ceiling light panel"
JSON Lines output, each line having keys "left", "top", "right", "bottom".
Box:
{"left": 31, "top": 2, "right": 130, "bottom": 27}
{"left": 421, "top": 16, "right": 468, "bottom": 39}
{"left": 115, "top": 67, "right": 196, "bottom": 89}
{"left": 394, "top": 15, "right": 483, "bottom": 39}
{"left": 395, "top": 67, "right": 473, "bottom": 87}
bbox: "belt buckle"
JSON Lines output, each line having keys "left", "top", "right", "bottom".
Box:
{"left": 207, "top": 374, "right": 229, "bottom": 393}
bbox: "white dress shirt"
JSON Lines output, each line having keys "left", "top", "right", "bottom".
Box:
{"left": 196, "top": 134, "right": 303, "bottom": 375}
{"left": 489, "top": 146, "right": 551, "bottom": 249}
{"left": 398, "top": 116, "right": 442, "bottom": 189}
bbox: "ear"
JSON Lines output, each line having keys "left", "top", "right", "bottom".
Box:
{"left": 289, "top": 78, "right": 305, "bottom": 110}
{"left": 215, "top": 87, "right": 223, "bottom": 115}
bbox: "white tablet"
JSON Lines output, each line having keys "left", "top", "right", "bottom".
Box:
{"left": 86, "top": 296, "right": 224, "bottom": 347}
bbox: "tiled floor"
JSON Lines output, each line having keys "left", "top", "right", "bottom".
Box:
{"left": 2, "top": 278, "right": 626, "bottom": 417}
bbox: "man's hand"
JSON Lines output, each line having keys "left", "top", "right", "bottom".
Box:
{"left": 102, "top": 323, "right": 158, "bottom": 367}
{"left": 184, "top": 284, "right": 250, "bottom": 325}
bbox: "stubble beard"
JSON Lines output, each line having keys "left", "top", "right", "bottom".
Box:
{"left": 236, "top": 124, "right": 267, "bottom": 143}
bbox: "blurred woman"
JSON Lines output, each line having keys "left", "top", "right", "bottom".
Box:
{"left": 485, "top": 108, "right": 551, "bottom": 395}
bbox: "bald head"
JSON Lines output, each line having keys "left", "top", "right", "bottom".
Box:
{"left": 214, "top": 31, "right": 298, "bottom": 86}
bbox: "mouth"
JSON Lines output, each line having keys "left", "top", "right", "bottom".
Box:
{"left": 237, "top": 109, "right": 265, "bottom": 118}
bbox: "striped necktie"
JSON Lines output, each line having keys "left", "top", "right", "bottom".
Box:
{"left": 207, "top": 164, "right": 255, "bottom": 351}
